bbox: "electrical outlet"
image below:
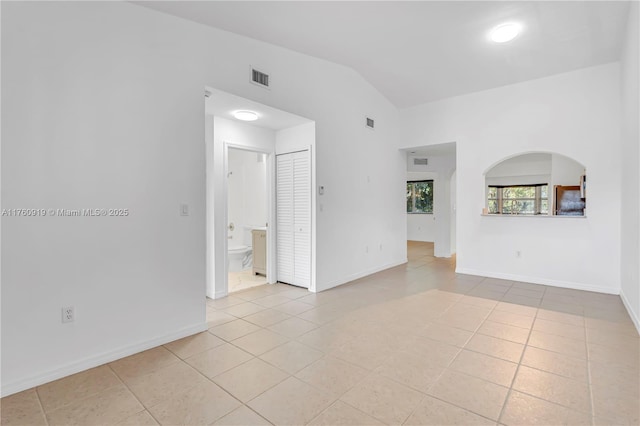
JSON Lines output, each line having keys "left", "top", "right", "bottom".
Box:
{"left": 62, "top": 306, "right": 74, "bottom": 323}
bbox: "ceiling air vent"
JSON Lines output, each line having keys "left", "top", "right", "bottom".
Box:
{"left": 366, "top": 117, "right": 375, "bottom": 129}
{"left": 413, "top": 158, "right": 428, "bottom": 166}
{"left": 251, "top": 68, "right": 270, "bottom": 88}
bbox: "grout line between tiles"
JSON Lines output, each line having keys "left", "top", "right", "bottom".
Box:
{"left": 106, "top": 363, "right": 161, "bottom": 425}
{"left": 35, "top": 368, "right": 130, "bottom": 418}
{"left": 585, "top": 316, "right": 596, "bottom": 426}
{"left": 32, "top": 386, "right": 50, "bottom": 426}
{"left": 495, "top": 282, "right": 543, "bottom": 425}
{"left": 399, "top": 276, "right": 506, "bottom": 424}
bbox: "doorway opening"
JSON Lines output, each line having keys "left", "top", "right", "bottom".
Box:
{"left": 205, "top": 87, "right": 317, "bottom": 299}
{"left": 227, "top": 147, "right": 269, "bottom": 293}
{"left": 402, "top": 142, "right": 457, "bottom": 259}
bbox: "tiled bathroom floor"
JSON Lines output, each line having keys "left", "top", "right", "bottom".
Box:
{"left": 229, "top": 270, "right": 267, "bottom": 293}
{"left": 2, "top": 241, "right": 639, "bottom": 425}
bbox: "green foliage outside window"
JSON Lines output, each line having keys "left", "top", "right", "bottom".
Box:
{"left": 407, "top": 181, "right": 433, "bottom": 214}
{"left": 488, "top": 184, "right": 548, "bottom": 215}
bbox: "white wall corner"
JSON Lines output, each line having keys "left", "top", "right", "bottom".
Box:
{"left": 317, "top": 258, "right": 407, "bottom": 293}
{"left": 620, "top": 289, "right": 640, "bottom": 335}
{"left": 455, "top": 267, "right": 620, "bottom": 295}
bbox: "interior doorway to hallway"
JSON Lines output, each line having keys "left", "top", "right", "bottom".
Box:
{"left": 402, "top": 142, "right": 457, "bottom": 258}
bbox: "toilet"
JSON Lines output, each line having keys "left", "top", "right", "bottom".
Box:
{"left": 227, "top": 245, "right": 251, "bottom": 272}
{"left": 227, "top": 226, "right": 254, "bottom": 272}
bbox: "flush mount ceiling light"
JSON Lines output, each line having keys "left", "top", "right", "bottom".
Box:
{"left": 233, "top": 110, "right": 259, "bottom": 121}
{"left": 490, "top": 23, "right": 522, "bottom": 43}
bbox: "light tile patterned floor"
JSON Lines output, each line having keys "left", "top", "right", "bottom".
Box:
{"left": 229, "top": 270, "right": 267, "bottom": 293}
{"left": 2, "top": 242, "right": 639, "bottom": 425}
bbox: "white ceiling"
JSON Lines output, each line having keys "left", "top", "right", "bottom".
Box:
{"left": 137, "top": 1, "right": 629, "bottom": 108}
{"left": 205, "top": 87, "right": 312, "bottom": 130}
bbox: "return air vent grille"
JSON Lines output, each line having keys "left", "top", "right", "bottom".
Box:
{"left": 366, "top": 117, "right": 375, "bottom": 129}
{"left": 413, "top": 158, "right": 428, "bottom": 166}
{"left": 251, "top": 68, "right": 269, "bottom": 87}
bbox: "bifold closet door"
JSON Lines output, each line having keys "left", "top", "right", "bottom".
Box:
{"left": 276, "top": 150, "right": 310, "bottom": 288}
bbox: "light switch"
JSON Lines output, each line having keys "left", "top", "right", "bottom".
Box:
{"left": 319, "top": 186, "right": 325, "bottom": 195}
{"left": 180, "top": 204, "right": 189, "bottom": 216}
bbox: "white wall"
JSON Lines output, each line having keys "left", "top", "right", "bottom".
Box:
{"left": 227, "top": 149, "right": 268, "bottom": 247}
{"left": 486, "top": 153, "right": 552, "bottom": 179}
{"left": 551, "top": 154, "right": 584, "bottom": 187}
{"left": 450, "top": 171, "right": 457, "bottom": 253}
{"left": 485, "top": 154, "right": 551, "bottom": 189}
{"left": 400, "top": 63, "right": 622, "bottom": 293}
{"left": 1, "top": 2, "right": 404, "bottom": 396}
{"left": 620, "top": 2, "right": 640, "bottom": 331}
{"left": 407, "top": 214, "right": 435, "bottom": 242}
{"left": 276, "top": 122, "right": 315, "bottom": 155}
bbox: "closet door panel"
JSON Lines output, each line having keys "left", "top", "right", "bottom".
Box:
{"left": 276, "top": 154, "right": 295, "bottom": 285}
{"left": 293, "top": 151, "right": 311, "bottom": 288}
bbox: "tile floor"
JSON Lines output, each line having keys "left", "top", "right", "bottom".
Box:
{"left": 229, "top": 270, "right": 267, "bottom": 293}
{"left": 2, "top": 241, "right": 639, "bottom": 425}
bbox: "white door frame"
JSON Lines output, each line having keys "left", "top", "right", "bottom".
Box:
{"left": 217, "top": 142, "right": 276, "bottom": 297}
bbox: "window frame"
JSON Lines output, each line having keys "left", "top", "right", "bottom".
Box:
{"left": 407, "top": 180, "right": 434, "bottom": 214}
{"left": 488, "top": 183, "right": 548, "bottom": 215}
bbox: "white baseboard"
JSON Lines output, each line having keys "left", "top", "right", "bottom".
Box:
{"left": 316, "top": 259, "right": 407, "bottom": 292}
{"left": 455, "top": 267, "right": 620, "bottom": 295}
{"left": 214, "top": 290, "right": 228, "bottom": 299}
{"left": 1, "top": 322, "right": 208, "bottom": 398}
{"left": 620, "top": 290, "right": 640, "bottom": 335}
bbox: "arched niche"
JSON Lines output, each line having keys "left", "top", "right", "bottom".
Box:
{"left": 483, "top": 152, "right": 586, "bottom": 216}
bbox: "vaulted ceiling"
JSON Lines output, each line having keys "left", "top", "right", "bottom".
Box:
{"left": 138, "top": 1, "right": 630, "bottom": 108}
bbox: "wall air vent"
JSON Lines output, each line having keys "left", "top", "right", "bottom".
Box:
{"left": 251, "top": 68, "right": 270, "bottom": 88}
{"left": 413, "top": 158, "right": 428, "bottom": 166}
{"left": 366, "top": 117, "right": 375, "bottom": 129}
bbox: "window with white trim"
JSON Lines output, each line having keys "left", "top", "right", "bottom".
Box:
{"left": 488, "top": 184, "right": 548, "bottom": 215}
{"left": 407, "top": 180, "right": 433, "bottom": 214}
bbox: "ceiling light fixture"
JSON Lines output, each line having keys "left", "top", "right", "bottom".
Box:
{"left": 233, "top": 110, "right": 259, "bottom": 121}
{"left": 490, "top": 23, "right": 522, "bottom": 43}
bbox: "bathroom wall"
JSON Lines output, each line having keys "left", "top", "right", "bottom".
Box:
{"left": 227, "top": 149, "right": 268, "bottom": 248}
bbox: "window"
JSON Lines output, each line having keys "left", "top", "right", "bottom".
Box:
{"left": 488, "top": 184, "right": 548, "bottom": 215}
{"left": 407, "top": 180, "right": 433, "bottom": 214}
